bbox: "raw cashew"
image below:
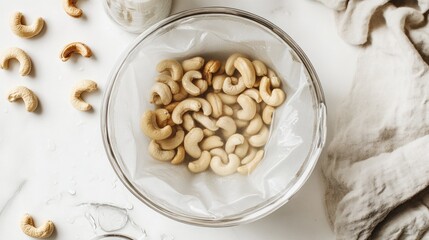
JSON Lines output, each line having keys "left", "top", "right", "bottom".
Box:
{"left": 149, "top": 140, "right": 175, "bottom": 161}
{"left": 243, "top": 89, "right": 262, "bottom": 103}
{"left": 237, "top": 94, "right": 257, "bottom": 121}
{"left": 217, "top": 93, "right": 237, "bottom": 105}
{"left": 252, "top": 60, "right": 268, "bottom": 77}
{"left": 7, "top": 86, "right": 38, "bottom": 112}
{"left": 141, "top": 110, "right": 172, "bottom": 140}
{"left": 171, "top": 146, "right": 186, "bottom": 164}
{"left": 203, "top": 129, "right": 215, "bottom": 137}
{"left": 235, "top": 138, "right": 249, "bottom": 158}
{"left": 206, "top": 93, "right": 223, "bottom": 118}
{"left": 225, "top": 134, "right": 245, "bottom": 154}
{"left": 262, "top": 105, "right": 275, "bottom": 125}
{"left": 249, "top": 125, "right": 270, "bottom": 147}
{"left": 154, "top": 108, "right": 170, "bottom": 127}
{"left": 156, "top": 59, "right": 183, "bottom": 81}
{"left": 182, "top": 70, "right": 205, "bottom": 96}
{"left": 237, "top": 150, "right": 264, "bottom": 175}
{"left": 63, "top": 0, "right": 83, "bottom": 18}
{"left": 225, "top": 53, "right": 246, "bottom": 76}
{"left": 182, "top": 57, "right": 204, "bottom": 71}
{"left": 156, "top": 74, "right": 180, "bottom": 94}
{"left": 70, "top": 80, "right": 98, "bottom": 111}
{"left": 222, "top": 77, "right": 246, "bottom": 95}
{"left": 184, "top": 128, "right": 204, "bottom": 158}
{"left": 156, "top": 128, "right": 184, "bottom": 150}
{"left": 201, "top": 136, "right": 224, "bottom": 150}
{"left": 0, "top": 47, "right": 32, "bottom": 76}
{"left": 234, "top": 57, "right": 256, "bottom": 88}
{"left": 241, "top": 148, "right": 258, "bottom": 164}
{"left": 61, "top": 42, "right": 92, "bottom": 62}
{"left": 235, "top": 119, "right": 249, "bottom": 128}
{"left": 10, "top": 12, "right": 44, "bottom": 38}
{"left": 150, "top": 82, "right": 172, "bottom": 105}
{"left": 212, "top": 74, "right": 227, "bottom": 93}
{"left": 244, "top": 114, "right": 263, "bottom": 136}
{"left": 189, "top": 98, "right": 212, "bottom": 116}
{"left": 222, "top": 105, "right": 233, "bottom": 116}
{"left": 21, "top": 214, "right": 54, "bottom": 239}
{"left": 195, "top": 79, "right": 208, "bottom": 94}
{"left": 268, "top": 69, "right": 282, "bottom": 88}
{"left": 188, "top": 151, "right": 211, "bottom": 173}
{"left": 210, "top": 154, "right": 240, "bottom": 176}
{"left": 192, "top": 112, "right": 219, "bottom": 131}
{"left": 182, "top": 113, "right": 195, "bottom": 131}
{"left": 203, "top": 60, "right": 221, "bottom": 85}
{"left": 216, "top": 116, "right": 236, "bottom": 138}
{"left": 259, "top": 77, "right": 286, "bottom": 107}
{"left": 173, "top": 82, "right": 188, "bottom": 101}
{"left": 172, "top": 99, "right": 201, "bottom": 124}
{"left": 210, "top": 148, "right": 228, "bottom": 164}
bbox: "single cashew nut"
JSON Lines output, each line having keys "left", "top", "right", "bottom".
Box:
{"left": 234, "top": 57, "right": 256, "bottom": 88}
{"left": 203, "top": 129, "right": 215, "bottom": 137}
{"left": 267, "top": 69, "right": 282, "bottom": 88}
{"left": 157, "top": 59, "right": 183, "bottom": 81}
{"left": 259, "top": 77, "right": 286, "bottom": 107}
{"left": 182, "top": 113, "right": 195, "bottom": 131}
{"left": 217, "top": 93, "right": 237, "bottom": 105}
{"left": 0, "top": 47, "right": 32, "bottom": 76}
{"left": 249, "top": 125, "right": 270, "bottom": 147}
{"left": 61, "top": 42, "right": 92, "bottom": 62}
{"left": 242, "top": 89, "right": 262, "bottom": 103}
{"left": 172, "top": 99, "right": 201, "bottom": 124}
{"left": 225, "top": 134, "right": 245, "bottom": 154}
{"left": 201, "top": 136, "right": 224, "bottom": 151}
{"left": 21, "top": 214, "right": 54, "bottom": 239}
{"left": 184, "top": 128, "right": 204, "bottom": 158}
{"left": 210, "top": 148, "right": 228, "bottom": 164}
{"left": 241, "top": 147, "right": 258, "bottom": 165}
{"left": 150, "top": 82, "right": 172, "bottom": 105}
{"left": 141, "top": 110, "right": 172, "bottom": 140}
{"left": 156, "top": 128, "right": 184, "bottom": 150}
{"left": 216, "top": 116, "right": 237, "bottom": 139}
{"left": 210, "top": 154, "right": 240, "bottom": 176}
{"left": 225, "top": 53, "right": 246, "bottom": 76}
{"left": 7, "top": 86, "right": 38, "bottom": 112}
{"left": 154, "top": 108, "right": 171, "bottom": 127}
{"left": 206, "top": 93, "right": 223, "bottom": 118}
{"left": 149, "top": 140, "right": 175, "bottom": 161}
{"left": 235, "top": 138, "right": 249, "bottom": 158}
{"left": 222, "top": 77, "right": 246, "bottom": 95}
{"left": 252, "top": 60, "right": 268, "bottom": 77}
{"left": 182, "top": 57, "right": 205, "bottom": 71}
{"left": 237, "top": 94, "right": 257, "bottom": 121}
{"left": 212, "top": 74, "right": 227, "bottom": 93}
{"left": 189, "top": 97, "right": 212, "bottom": 116}
{"left": 173, "top": 82, "right": 188, "bottom": 101}
{"left": 63, "top": 0, "right": 83, "bottom": 18}
{"left": 262, "top": 105, "right": 275, "bottom": 125}
{"left": 244, "top": 114, "right": 263, "bottom": 136}
{"left": 188, "top": 151, "right": 211, "bottom": 173}
{"left": 222, "top": 105, "right": 233, "bottom": 116}
{"left": 70, "top": 80, "right": 97, "bottom": 111}
{"left": 203, "top": 60, "right": 221, "bottom": 85}
{"left": 192, "top": 112, "right": 219, "bottom": 131}
{"left": 171, "top": 145, "right": 186, "bottom": 165}
{"left": 156, "top": 74, "right": 180, "bottom": 94}
{"left": 182, "top": 70, "right": 206, "bottom": 96}
{"left": 10, "top": 12, "right": 44, "bottom": 38}
{"left": 237, "top": 150, "right": 264, "bottom": 175}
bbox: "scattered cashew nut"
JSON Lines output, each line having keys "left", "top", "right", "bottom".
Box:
{"left": 70, "top": 80, "right": 97, "bottom": 111}
{"left": 237, "top": 94, "right": 257, "bottom": 121}
{"left": 203, "top": 60, "right": 221, "bottom": 85}
{"left": 225, "top": 134, "right": 245, "bottom": 154}
{"left": 21, "top": 214, "right": 55, "bottom": 239}
{"left": 201, "top": 136, "right": 224, "bottom": 151}
{"left": 63, "top": 0, "right": 83, "bottom": 18}
{"left": 7, "top": 86, "right": 38, "bottom": 112}
{"left": 244, "top": 114, "right": 263, "bottom": 136}
{"left": 190, "top": 97, "right": 212, "bottom": 116}
{"left": 210, "top": 154, "right": 240, "bottom": 176}
{"left": 0, "top": 47, "right": 32, "bottom": 76}
{"left": 149, "top": 140, "right": 175, "bottom": 161}
{"left": 188, "top": 150, "right": 211, "bottom": 173}
{"left": 61, "top": 42, "right": 92, "bottom": 62}
{"left": 141, "top": 110, "right": 173, "bottom": 140}
{"left": 262, "top": 105, "right": 275, "bottom": 125}
{"left": 172, "top": 99, "right": 201, "bottom": 124}
{"left": 210, "top": 148, "right": 228, "bottom": 164}
{"left": 184, "top": 127, "right": 204, "bottom": 158}
{"left": 157, "top": 59, "right": 183, "bottom": 81}
{"left": 192, "top": 112, "right": 218, "bottom": 131}
{"left": 249, "top": 125, "right": 270, "bottom": 147}
{"left": 243, "top": 89, "right": 262, "bottom": 103}
{"left": 259, "top": 77, "right": 286, "bottom": 107}
{"left": 225, "top": 53, "right": 246, "bottom": 76}
{"left": 241, "top": 148, "right": 258, "bottom": 165}
{"left": 212, "top": 74, "right": 227, "bottom": 93}
{"left": 150, "top": 82, "right": 172, "bottom": 105}
{"left": 222, "top": 77, "right": 246, "bottom": 95}
{"left": 182, "top": 57, "right": 205, "bottom": 72}
{"left": 156, "top": 74, "right": 180, "bottom": 94}
{"left": 156, "top": 128, "right": 184, "bottom": 150}
{"left": 171, "top": 145, "right": 186, "bottom": 164}
{"left": 206, "top": 93, "right": 223, "bottom": 118}
{"left": 237, "top": 150, "right": 264, "bottom": 175}
{"left": 234, "top": 57, "right": 256, "bottom": 88}
{"left": 182, "top": 70, "right": 205, "bottom": 96}
{"left": 252, "top": 60, "right": 268, "bottom": 77}
{"left": 10, "top": 12, "right": 44, "bottom": 38}
{"left": 182, "top": 113, "right": 195, "bottom": 131}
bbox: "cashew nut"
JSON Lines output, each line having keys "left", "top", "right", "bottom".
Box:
{"left": 222, "top": 105, "right": 233, "bottom": 116}
{"left": 154, "top": 108, "right": 171, "bottom": 127}
{"left": 149, "top": 140, "right": 175, "bottom": 161}
{"left": 182, "top": 70, "right": 205, "bottom": 96}
{"left": 10, "top": 12, "right": 44, "bottom": 38}
{"left": 225, "top": 134, "right": 245, "bottom": 154}
{"left": 192, "top": 112, "right": 219, "bottom": 131}
{"left": 203, "top": 60, "right": 221, "bottom": 85}
{"left": 156, "top": 74, "right": 180, "bottom": 94}
{"left": 249, "top": 125, "right": 270, "bottom": 147}
{"left": 182, "top": 113, "right": 195, "bottom": 131}
{"left": 225, "top": 53, "right": 246, "bottom": 76}
{"left": 195, "top": 79, "right": 208, "bottom": 94}
{"left": 173, "top": 82, "right": 188, "bottom": 101}
{"left": 222, "top": 77, "right": 246, "bottom": 95}
{"left": 172, "top": 99, "right": 201, "bottom": 124}
{"left": 165, "top": 102, "right": 180, "bottom": 113}
{"left": 157, "top": 59, "right": 183, "bottom": 81}
{"left": 63, "top": 0, "right": 83, "bottom": 18}
{"left": 182, "top": 57, "right": 205, "bottom": 71}
{"left": 210, "top": 154, "right": 240, "bottom": 176}
{"left": 141, "top": 110, "right": 172, "bottom": 140}
{"left": 7, "top": 86, "right": 38, "bottom": 112}
{"left": 237, "top": 94, "right": 257, "bottom": 121}
{"left": 262, "top": 105, "right": 275, "bottom": 125}
{"left": 156, "top": 128, "right": 184, "bottom": 150}
{"left": 268, "top": 69, "right": 282, "bottom": 88}
{"left": 189, "top": 97, "right": 212, "bottom": 116}
{"left": 61, "top": 42, "right": 92, "bottom": 62}
{"left": 212, "top": 74, "right": 227, "bottom": 93}
{"left": 0, "top": 47, "right": 32, "bottom": 76}
{"left": 203, "top": 129, "right": 215, "bottom": 137}
{"left": 206, "top": 93, "right": 223, "bottom": 118}
{"left": 70, "top": 80, "right": 97, "bottom": 111}
{"left": 210, "top": 148, "right": 228, "bottom": 164}
{"left": 217, "top": 93, "right": 237, "bottom": 105}
{"left": 235, "top": 119, "right": 249, "bottom": 128}
{"left": 237, "top": 150, "right": 264, "bottom": 175}
{"left": 244, "top": 114, "right": 263, "bottom": 136}
{"left": 188, "top": 151, "right": 211, "bottom": 173}
{"left": 243, "top": 89, "right": 262, "bottom": 103}
{"left": 235, "top": 138, "right": 249, "bottom": 158}
{"left": 21, "top": 214, "right": 54, "bottom": 239}
{"left": 184, "top": 127, "right": 204, "bottom": 158}
{"left": 171, "top": 145, "right": 186, "bottom": 165}
{"left": 201, "top": 136, "right": 224, "bottom": 150}
{"left": 252, "top": 60, "right": 268, "bottom": 77}
{"left": 259, "top": 77, "right": 286, "bottom": 107}
{"left": 150, "top": 82, "right": 172, "bottom": 105}
{"left": 241, "top": 148, "right": 258, "bottom": 165}
{"left": 216, "top": 116, "right": 236, "bottom": 138}
{"left": 234, "top": 57, "right": 256, "bottom": 88}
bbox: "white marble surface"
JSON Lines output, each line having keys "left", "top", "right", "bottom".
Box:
{"left": 0, "top": 0, "right": 358, "bottom": 239}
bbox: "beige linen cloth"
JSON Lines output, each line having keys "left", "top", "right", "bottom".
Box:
{"left": 316, "top": 0, "right": 429, "bottom": 239}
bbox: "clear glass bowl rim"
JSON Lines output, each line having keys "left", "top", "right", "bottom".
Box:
{"left": 100, "top": 7, "right": 327, "bottom": 227}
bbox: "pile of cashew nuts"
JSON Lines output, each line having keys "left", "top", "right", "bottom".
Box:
{"left": 141, "top": 54, "right": 286, "bottom": 176}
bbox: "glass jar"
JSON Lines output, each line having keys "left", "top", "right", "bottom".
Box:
{"left": 103, "top": 0, "right": 172, "bottom": 33}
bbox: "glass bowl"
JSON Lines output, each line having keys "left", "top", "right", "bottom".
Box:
{"left": 101, "top": 7, "right": 327, "bottom": 227}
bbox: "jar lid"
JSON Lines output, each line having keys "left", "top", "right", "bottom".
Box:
{"left": 90, "top": 234, "right": 134, "bottom": 240}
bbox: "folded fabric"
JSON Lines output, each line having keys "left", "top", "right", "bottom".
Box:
{"left": 316, "top": 0, "right": 429, "bottom": 239}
